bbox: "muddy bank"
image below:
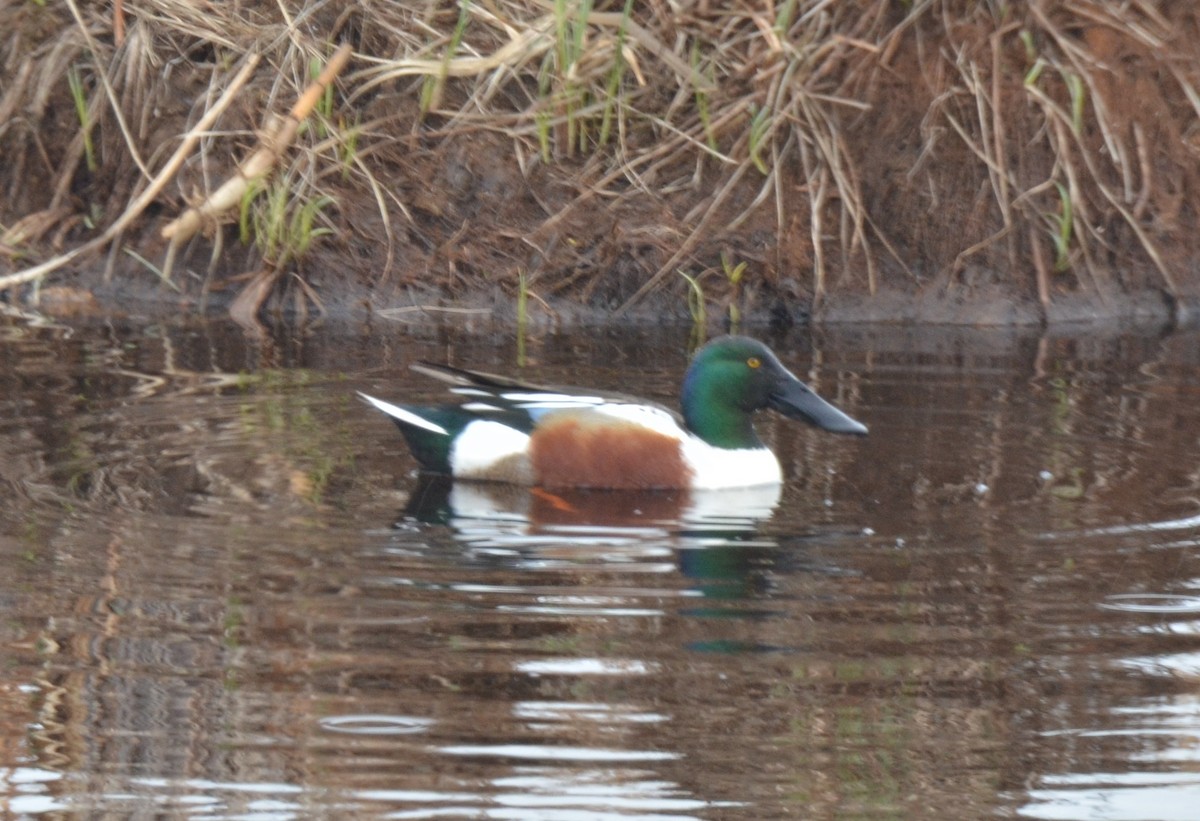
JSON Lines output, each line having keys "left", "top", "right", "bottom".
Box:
{"left": 3, "top": 2, "right": 1200, "bottom": 327}
{"left": 67, "top": 267, "right": 1190, "bottom": 337}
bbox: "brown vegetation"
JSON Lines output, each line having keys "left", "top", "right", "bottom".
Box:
{"left": 2, "top": 1, "right": 1199, "bottom": 323}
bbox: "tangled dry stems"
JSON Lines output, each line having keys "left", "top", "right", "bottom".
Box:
{"left": 1, "top": 0, "right": 1198, "bottom": 318}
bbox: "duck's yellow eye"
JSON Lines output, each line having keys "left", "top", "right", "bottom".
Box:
{"left": 747, "top": 357, "right": 762, "bottom": 369}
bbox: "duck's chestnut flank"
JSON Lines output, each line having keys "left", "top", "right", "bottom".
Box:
{"left": 528, "top": 413, "right": 692, "bottom": 490}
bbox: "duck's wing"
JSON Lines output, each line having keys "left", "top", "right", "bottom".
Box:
{"left": 364, "top": 364, "right": 692, "bottom": 482}
{"left": 411, "top": 362, "right": 549, "bottom": 392}
{"left": 412, "top": 361, "right": 685, "bottom": 425}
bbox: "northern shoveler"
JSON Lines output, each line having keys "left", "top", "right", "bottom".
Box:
{"left": 359, "top": 335, "right": 867, "bottom": 490}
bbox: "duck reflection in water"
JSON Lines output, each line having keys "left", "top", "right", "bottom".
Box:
{"left": 397, "top": 475, "right": 857, "bottom": 629}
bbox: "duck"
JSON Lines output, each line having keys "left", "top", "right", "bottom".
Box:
{"left": 358, "top": 335, "right": 867, "bottom": 490}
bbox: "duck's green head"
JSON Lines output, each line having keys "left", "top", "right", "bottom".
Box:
{"left": 680, "top": 336, "right": 868, "bottom": 449}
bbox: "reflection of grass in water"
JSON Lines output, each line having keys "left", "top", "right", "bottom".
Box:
{"left": 17, "top": 515, "right": 50, "bottom": 564}
{"left": 777, "top": 683, "right": 913, "bottom": 812}
{"left": 1047, "top": 376, "right": 1072, "bottom": 433}
{"left": 1044, "top": 373, "right": 1088, "bottom": 504}
{"left": 538, "top": 634, "right": 583, "bottom": 654}
{"left": 61, "top": 432, "right": 99, "bottom": 504}
{"left": 237, "top": 370, "right": 356, "bottom": 506}
{"left": 223, "top": 596, "right": 244, "bottom": 655}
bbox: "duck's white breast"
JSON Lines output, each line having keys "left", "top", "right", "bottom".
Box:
{"left": 680, "top": 438, "right": 782, "bottom": 489}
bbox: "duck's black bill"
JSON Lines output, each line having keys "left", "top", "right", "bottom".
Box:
{"left": 769, "top": 378, "right": 869, "bottom": 436}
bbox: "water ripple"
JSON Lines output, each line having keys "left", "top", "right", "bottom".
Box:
{"left": 1099, "top": 593, "right": 1200, "bottom": 614}
{"left": 437, "top": 744, "right": 681, "bottom": 762}
{"left": 318, "top": 715, "right": 435, "bottom": 735}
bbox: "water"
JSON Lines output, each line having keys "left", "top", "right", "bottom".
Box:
{"left": 2, "top": 313, "right": 1199, "bottom": 819}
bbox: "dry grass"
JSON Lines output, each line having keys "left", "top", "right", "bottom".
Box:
{"left": 910, "top": 1, "right": 1200, "bottom": 312}
{"left": 2, "top": 0, "right": 1199, "bottom": 321}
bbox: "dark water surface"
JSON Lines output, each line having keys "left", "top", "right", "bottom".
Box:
{"left": 2, "top": 313, "right": 1199, "bottom": 819}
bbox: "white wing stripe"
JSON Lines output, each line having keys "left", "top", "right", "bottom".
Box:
{"left": 515, "top": 400, "right": 603, "bottom": 410}
{"left": 358, "top": 392, "right": 448, "bottom": 435}
{"left": 501, "top": 392, "right": 605, "bottom": 404}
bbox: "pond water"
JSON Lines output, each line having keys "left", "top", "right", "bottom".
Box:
{"left": 1, "top": 312, "right": 1199, "bottom": 820}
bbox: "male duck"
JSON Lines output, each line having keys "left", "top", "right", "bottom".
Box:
{"left": 359, "top": 335, "right": 867, "bottom": 490}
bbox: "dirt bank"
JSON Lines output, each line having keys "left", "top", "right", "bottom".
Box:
{"left": 3, "top": 2, "right": 1200, "bottom": 327}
